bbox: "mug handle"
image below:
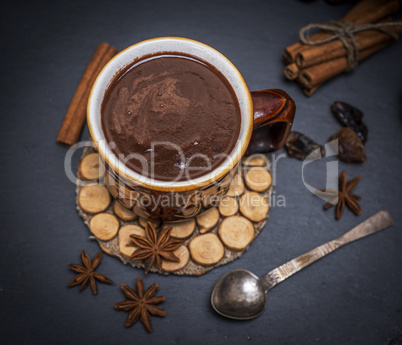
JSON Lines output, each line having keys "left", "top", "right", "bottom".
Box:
{"left": 245, "top": 89, "right": 296, "bottom": 156}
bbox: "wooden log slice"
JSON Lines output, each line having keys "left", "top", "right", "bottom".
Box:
{"left": 113, "top": 200, "right": 138, "bottom": 221}
{"left": 239, "top": 192, "right": 270, "bottom": 222}
{"left": 226, "top": 173, "right": 245, "bottom": 197}
{"left": 218, "top": 196, "right": 239, "bottom": 217}
{"left": 98, "top": 242, "right": 115, "bottom": 257}
{"left": 189, "top": 233, "right": 224, "bottom": 266}
{"left": 78, "top": 184, "right": 111, "bottom": 214}
{"left": 118, "top": 225, "right": 146, "bottom": 258}
{"left": 241, "top": 154, "right": 268, "bottom": 167}
{"left": 219, "top": 216, "right": 255, "bottom": 250}
{"left": 78, "top": 153, "right": 103, "bottom": 181}
{"left": 164, "top": 218, "right": 196, "bottom": 239}
{"left": 244, "top": 167, "right": 272, "bottom": 192}
{"left": 139, "top": 217, "right": 160, "bottom": 229}
{"left": 196, "top": 207, "right": 220, "bottom": 233}
{"left": 89, "top": 213, "right": 119, "bottom": 241}
{"left": 161, "top": 246, "right": 190, "bottom": 272}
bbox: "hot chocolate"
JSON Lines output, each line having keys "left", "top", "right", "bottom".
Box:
{"left": 101, "top": 53, "right": 241, "bottom": 182}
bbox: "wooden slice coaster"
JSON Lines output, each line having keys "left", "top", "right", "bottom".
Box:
{"left": 76, "top": 148, "right": 273, "bottom": 276}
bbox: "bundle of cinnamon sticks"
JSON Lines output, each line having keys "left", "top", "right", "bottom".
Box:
{"left": 284, "top": 0, "right": 402, "bottom": 96}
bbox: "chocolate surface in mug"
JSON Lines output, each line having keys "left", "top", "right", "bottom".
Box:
{"left": 101, "top": 53, "right": 241, "bottom": 182}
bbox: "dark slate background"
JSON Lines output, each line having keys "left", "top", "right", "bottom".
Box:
{"left": 1, "top": 0, "right": 401, "bottom": 344}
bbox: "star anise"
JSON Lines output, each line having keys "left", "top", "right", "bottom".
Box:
{"left": 115, "top": 277, "right": 166, "bottom": 332}
{"left": 67, "top": 250, "right": 113, "bottom": 294}
{"left": 130, "top": 222, "right": 183, "bottom": 274}
{"left": 317, "top": 170, "right": 362, "bottom": 220}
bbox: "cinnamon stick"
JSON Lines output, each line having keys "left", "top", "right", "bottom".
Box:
{"left": 283, "top": 0, "right": 400, "bottom": 63}
{"left": 298, "top": 41, "right": 391, "bottom": 89}
{"left": 283, "top": 63, "right": 300, "bottom": 80}
{"left": 295, "top": 19, "right": 402, "bottom": 68}
{"left": 302, "top": 85, "right": 320, "bottom": 97}
{"left": 57, "top": 42, "right": 118, "bottom": 147}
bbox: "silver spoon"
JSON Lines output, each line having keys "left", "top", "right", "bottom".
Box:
{"left": 211, "top": 210, "right": 394, "bottom": 320}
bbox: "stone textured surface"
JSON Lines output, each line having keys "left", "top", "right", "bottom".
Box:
{"left": 1, "top": 0, "right": 401, "bottom": 344}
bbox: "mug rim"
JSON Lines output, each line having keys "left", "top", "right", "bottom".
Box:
{"left": 87, "top": 37, "right": 253, "bottom": 192}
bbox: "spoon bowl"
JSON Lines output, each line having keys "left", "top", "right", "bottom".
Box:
{"left": 211, "top": 269, "right": 267, "bottom": 320}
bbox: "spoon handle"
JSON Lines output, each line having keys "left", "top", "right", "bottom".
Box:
{"left": 260, "top": 210, "right": 394, "bottom": 291}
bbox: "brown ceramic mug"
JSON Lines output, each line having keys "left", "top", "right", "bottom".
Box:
{"left": 87, "top": 37, "right": 295, "bottom": 221}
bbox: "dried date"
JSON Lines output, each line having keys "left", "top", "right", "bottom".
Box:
{"left": 285, "top": 131, "right": 325, "bottom": 160}
{"left": 331, "top": 101, "right": 368, "bottom": 143}
{"left": 328, "top": 128, "right": 366, "bottom": 163}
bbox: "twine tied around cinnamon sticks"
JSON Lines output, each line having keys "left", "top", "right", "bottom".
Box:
{"left": 299, "top": 21, "right": 402, "bottom": 71}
